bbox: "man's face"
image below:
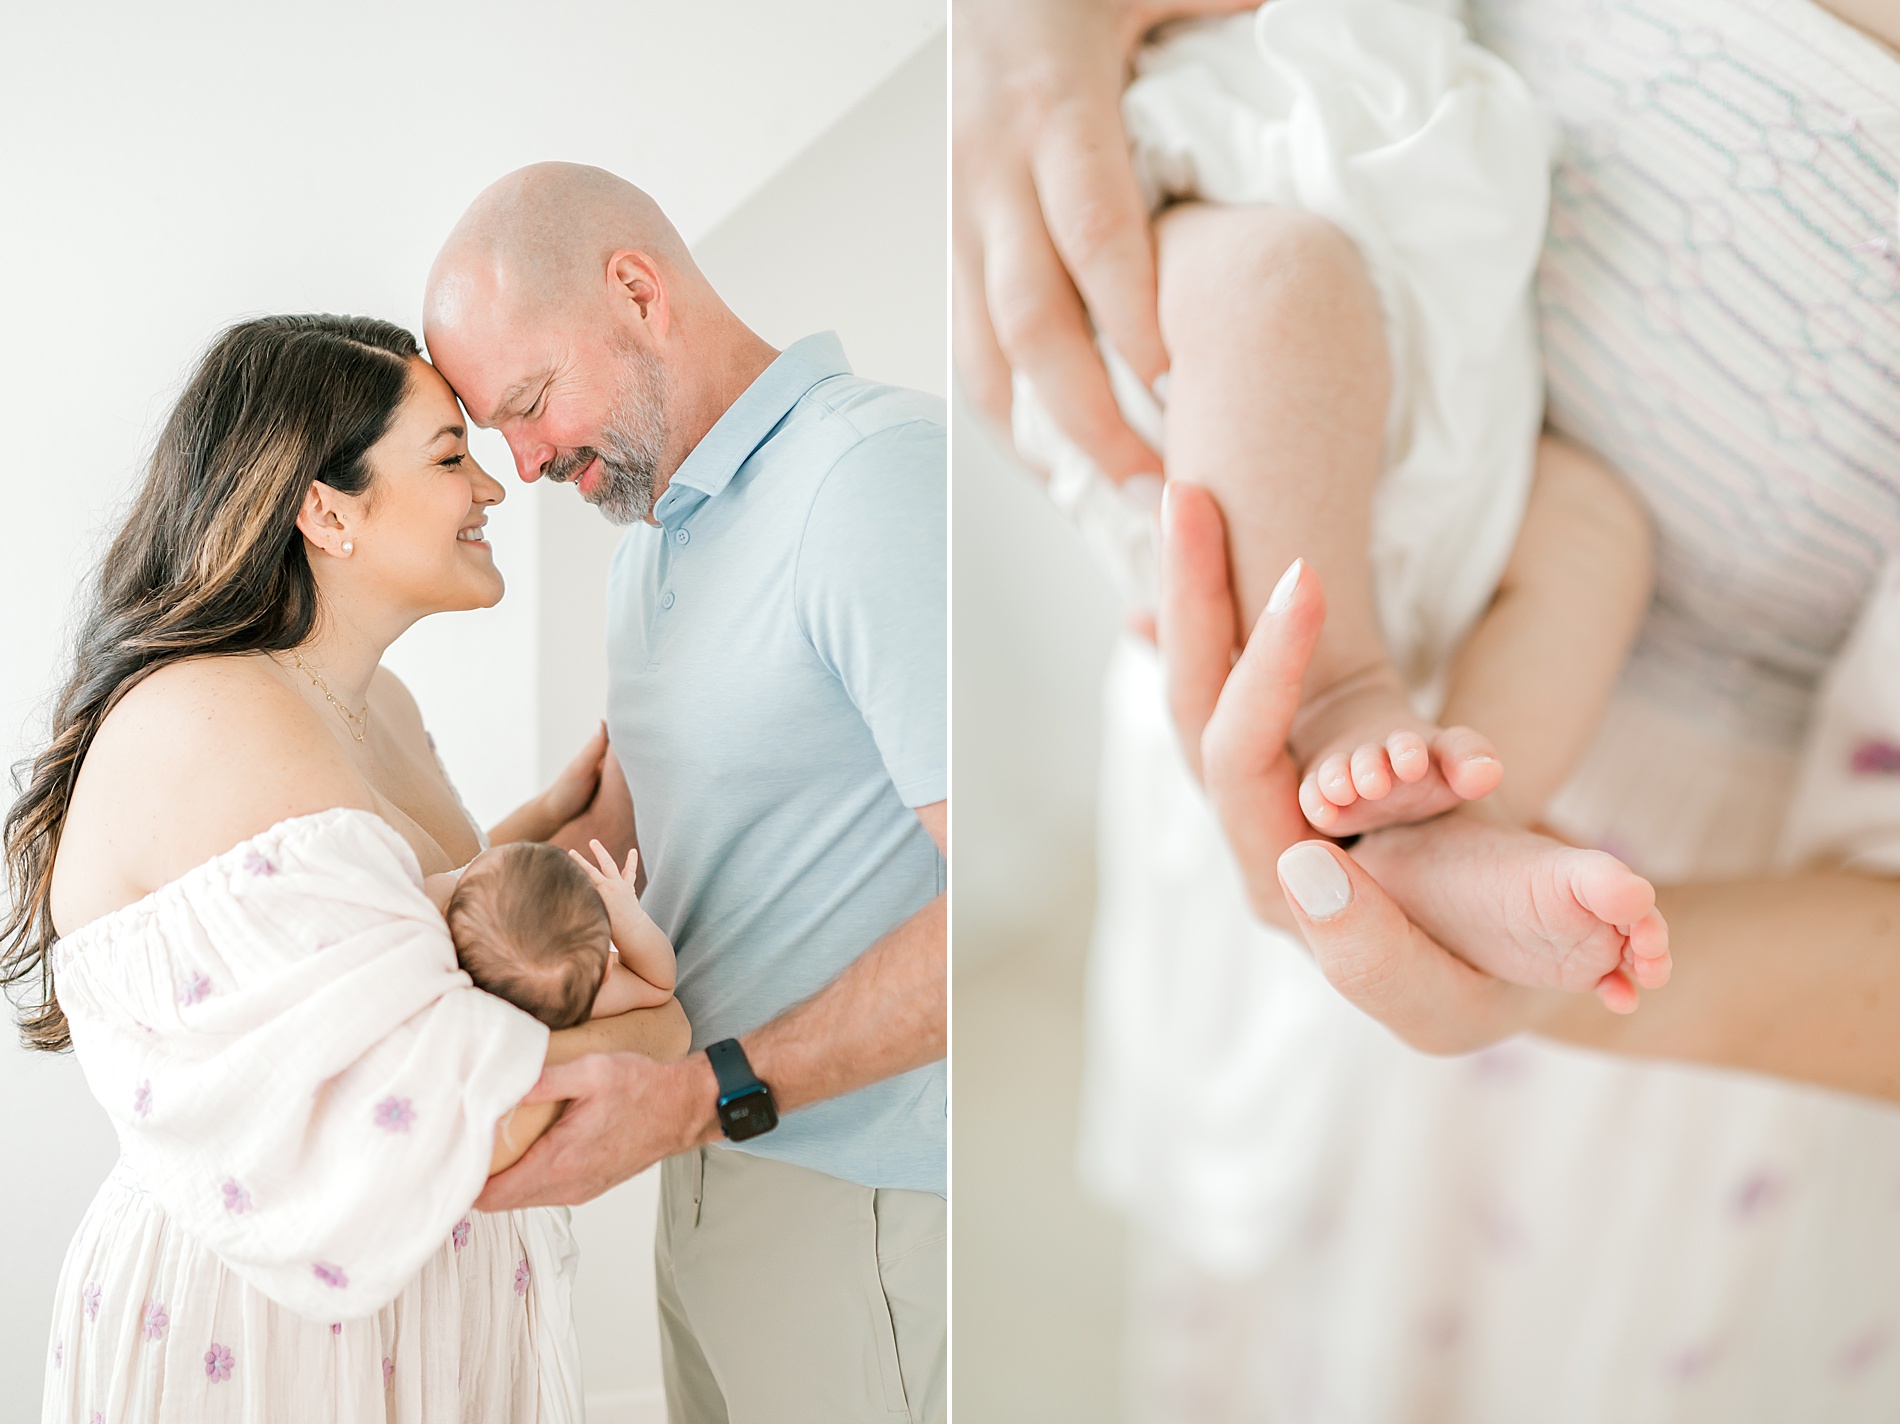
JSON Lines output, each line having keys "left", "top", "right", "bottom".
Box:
{"left": 430, "top": 309, "right": 669, "bottom": 526}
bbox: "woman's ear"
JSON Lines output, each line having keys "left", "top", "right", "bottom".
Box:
{"left": 607, "top": 250, "right": 670, "bottom": 335}
{"left": 296, "top": 483, "right": 355, "bottom": 558}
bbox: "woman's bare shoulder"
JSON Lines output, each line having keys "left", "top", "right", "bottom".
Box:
{"left": 58, "top": 656, "right": 375, "bottom": 914}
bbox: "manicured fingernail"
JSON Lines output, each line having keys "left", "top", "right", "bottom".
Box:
{"left": 1267, "top": 558, "right": 1303, "bottom": 614}
{"left": 1279, "top": 842, "right": 1352, "bottom": 919}
{"left": 1160, "top": 480, "right": 1176, "bottom": 536}
{"left": 1123, "top": 473, "right": 1164, "bottom": 512}
{"left": 1152, "top": 370, "right": 1172, "bottom": 405}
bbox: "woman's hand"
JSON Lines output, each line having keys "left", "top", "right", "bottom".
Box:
{"left": 487, "top": 722, "right": 629, "bottom": 851}
{"left": 535, "top": 721, "right": 610, "bottom": 829}
{"left": 1158, "top": 481, "right": 1551, "bottom": 1051}
{"left": 954, "top": 0, "right": 1253, "bottom": 483}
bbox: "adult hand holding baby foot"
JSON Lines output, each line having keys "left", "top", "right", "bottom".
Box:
{"left": 1158, "top": 480, "right": 1670, "bottom": 1043}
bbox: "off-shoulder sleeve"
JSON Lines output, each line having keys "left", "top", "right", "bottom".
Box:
{"left": 1780, "top": 562, "right": 1900, "bottom": 875}
{"left": 53, "top": 808, "right": 548, "bottom": 1321}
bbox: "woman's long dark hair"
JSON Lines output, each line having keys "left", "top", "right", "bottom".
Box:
{"left": 3, "top": 314, "right": 420, "bottom": 1050}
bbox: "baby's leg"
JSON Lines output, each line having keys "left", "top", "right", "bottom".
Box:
{"left": 1155, "top": 203, "right": 1500, "bottom": 833}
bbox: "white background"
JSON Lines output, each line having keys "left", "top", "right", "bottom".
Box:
{"left": 0, "top": 5, "right": 944, "bottom": 1418}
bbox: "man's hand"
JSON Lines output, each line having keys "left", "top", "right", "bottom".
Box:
{"left": 476, "top": 1051, "right": 719, "bottom": 1210}
{"left": 953, "top": 0, "right": 1253, "bottom": 482}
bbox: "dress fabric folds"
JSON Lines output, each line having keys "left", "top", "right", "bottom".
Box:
{"left": 42, "top": 808, "right": 582, "bottom": 1423}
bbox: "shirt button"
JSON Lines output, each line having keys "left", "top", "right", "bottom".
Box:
{"left": 674, "top": 528, "right": 690, "bottom": 546}
{"left": 661, "top": 591, "right": 676, "bottom": 610}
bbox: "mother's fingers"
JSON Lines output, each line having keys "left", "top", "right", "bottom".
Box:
{"left": 1157, "top": 480, "right": 1237, "bottom": 780}
{"left": 953, "top": 223, "right": 1014, "bottom": 433}
{"left": 1201, "top": 557, "right": 1325, "bottom": 792}
{"left": 980, "top": 181, "right": 1160, "bottom": 485}
{"left": 1277, "top": 840, "right": 1527, "bottom": 1054}
{"left": 1031, "top": 96, "right": 1168, "bottom": 387}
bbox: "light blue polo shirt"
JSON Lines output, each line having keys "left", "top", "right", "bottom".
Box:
{"left": 605, "top": 333, "right": 946, "bottom": 1195}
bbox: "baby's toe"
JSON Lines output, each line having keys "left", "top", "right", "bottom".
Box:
{"left": 1594, "top": 968, "right": 1640, "bottom": 1015}
{"left": 1386, "top": 730, "right": 1430, "bottom": 784}
{"left": 1350, "top": 743, "right": 1394, "bottom": 800}
{"left": 1435, "top": 727, "right": 1503, "bottom": 801}
{"left": 1627, "top": 910, "right": 1671, "bottom": 988}
{"left": 1316, "top": 753, "right": 1359, "bottom": 807}
{"left": 1300, "top": 776, "right": 1341, "bottom": 830}
{"left": 1571, "top": 851, "right": 1657, "bottom": 930}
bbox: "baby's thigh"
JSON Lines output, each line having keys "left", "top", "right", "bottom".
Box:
{"left": 1154, "top": 201, "right": 1386, "bottom": 375}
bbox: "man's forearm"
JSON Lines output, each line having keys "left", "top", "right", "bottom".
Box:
{"left": 1531, "top": 872, "right": 1900, "bottom": 1103}
{"left": 741, "top": 895, "right": 947, "bottom": 1117}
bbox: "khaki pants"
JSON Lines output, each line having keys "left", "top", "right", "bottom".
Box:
{"left": 655, "top": 1145, "right": 945, "bottom": 1424}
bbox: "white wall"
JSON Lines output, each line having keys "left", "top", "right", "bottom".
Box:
{"left": 0, "top": 4, "right": 941, "bottom": 1416}
{"left": 550, "top": 35, "right": 948, "bottom": 1420}
{"left": 951, "top": 399, "right": 1122, "bottom": 967}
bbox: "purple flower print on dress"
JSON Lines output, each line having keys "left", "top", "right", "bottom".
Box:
{"left": 83, "top": 1281, "right": 100, "bottom": 1321}
{"left": 373, "top": 1096, "right": 416, "bottom": 1133}
{"left": 1852, "top": 740, "right": 1900, "bottom": 775}
{"left": 205, "top": 1341, "right": 234, "bottom": 1383}
{"left": 452, "top": 1218, "right": 471, "bottom": 1252}
{"left": 242, "top": 850, "right": 276, "bottom": 877}
{"left": 133, "top": 1080, "right": 152, "bottom": 1118}
{"left": 1733, "top": 1170, "right": 1787, "bottom": 1218}
{"left": 91, "top": 1413, "right": 103, "bottom": 1424}
{"left": 142, "top": 1300, "right": 169, "bottom": 1342}
{"left": 220, "top": 1178, "right": 253, "bottom": 1214}
{"left": 177, "top": 973, "right": 211, "bottom": 1007}
{"left": 330, "top": 1322, "right": 341, "bottom": 1335}
{"left": 515, "top": 1258, "right": 531, "bottom": 1297}
{"left": 53, "top": 1340, "right": 62, "bottom": 1369}
{"left": 313, "top": 1262, "right": 349, "bottom": 1290}
{"left": 383, "top": 1357, "right": 395, "bottom": 1388}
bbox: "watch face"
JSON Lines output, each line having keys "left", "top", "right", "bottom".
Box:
{"left": 718, "top": 1085, "right": 779, "bottom": 1142}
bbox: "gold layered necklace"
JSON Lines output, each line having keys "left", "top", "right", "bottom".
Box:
{"left": 287, "top": 650, "right": 370, "bottom": 744}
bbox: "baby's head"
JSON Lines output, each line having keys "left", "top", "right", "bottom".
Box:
{"left": 445, "top": 842, "right": 610, "bottom": 1030}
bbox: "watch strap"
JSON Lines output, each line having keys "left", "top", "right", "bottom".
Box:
{"left": 706, "top": 1038, "right": 759, "bottom": 1100}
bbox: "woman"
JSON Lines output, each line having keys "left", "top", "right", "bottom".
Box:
{"left": 2, "top": 314, "right": 687, "bottom": 1421}
{"left": 959, "top": 0, "right": 1900, "bottom": 1417}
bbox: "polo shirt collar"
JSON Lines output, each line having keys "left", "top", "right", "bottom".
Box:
{"left": 653, "top": 332, "right": 852, "bottom": 523}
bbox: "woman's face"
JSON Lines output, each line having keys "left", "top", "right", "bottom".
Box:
{"left": 347, "top": 357, "right": 507, "bottom": 618}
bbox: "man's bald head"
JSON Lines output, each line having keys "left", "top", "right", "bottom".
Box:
{"left": 426, "top": 162, "right": 700, "bottom": 337}
{"left": 423, "top": 162, "right": 775, "bottom": 527}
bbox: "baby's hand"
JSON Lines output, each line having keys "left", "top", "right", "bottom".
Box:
{"left": 569, "top": 839, "right": 642, "bottom": 918}
{"left": 568, "top": 839, "right": 677, "bottom": 995}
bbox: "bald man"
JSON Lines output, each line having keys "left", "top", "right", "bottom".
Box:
{"left": 426, "top": 164, "right": 945, "bottom": 1424}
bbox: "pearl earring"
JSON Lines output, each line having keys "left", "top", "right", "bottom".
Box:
{"left": 341, "top": 540, "right": 354, "bottom": 556}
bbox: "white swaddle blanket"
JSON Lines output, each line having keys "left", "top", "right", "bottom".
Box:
{"left": 1013, "top": 0, "right": 1554, "bottom": 694}
{"left": 45, "top": 808, "right": 581, "bottom": 1423}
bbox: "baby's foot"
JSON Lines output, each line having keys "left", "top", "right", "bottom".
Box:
{"left": 1354, "top": 811, "right": 1671, "bottom": 1010}
{"left": 1292, "top": 671, "right": 1503, "bottom": 836}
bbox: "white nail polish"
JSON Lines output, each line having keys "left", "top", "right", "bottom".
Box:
{"left": 1152, "top": 370, "right": 1172, "bottom": 405}
{"left": 1123, "top": 473, "right": 1164, "bottom": 512}
{"left": 1267, "top": 558, "right": 1303, "bottom": 614}
{"left": 1279, "top": 842, "right": 1352, "bottom": 919}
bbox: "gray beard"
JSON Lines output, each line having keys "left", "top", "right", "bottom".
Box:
{"left": 550, "top": 349, "right": 667, "bottom": 526}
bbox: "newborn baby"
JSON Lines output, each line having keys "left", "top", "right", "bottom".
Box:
{"left": 425, "top": 839, "right": 675, "bottom": 1029}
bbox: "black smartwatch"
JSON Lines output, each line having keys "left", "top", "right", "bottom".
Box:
{"left": 706, "top": 1039, "right": 779, "bottom": 1142}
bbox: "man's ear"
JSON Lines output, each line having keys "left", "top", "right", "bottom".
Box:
{"left": 607, "top": 250, "right": 669, "bottom": 335}
{"left": 295, "top": 482, "right": 353, "bottom": 558}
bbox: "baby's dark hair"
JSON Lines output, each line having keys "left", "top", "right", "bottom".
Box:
{"left": 446, "top": 842, "right": 610, "bottom": 1031}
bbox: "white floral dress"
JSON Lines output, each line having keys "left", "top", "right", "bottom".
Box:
{"left": 41, "top": 809, "right": 584, "bottom": 1423}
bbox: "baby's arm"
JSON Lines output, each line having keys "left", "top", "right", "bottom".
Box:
{"left": 570, "top": 840, "right": 677, "bottom": 1014}
{"left": 1439, "top": 433, "right": 1655, "bottom": 829}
